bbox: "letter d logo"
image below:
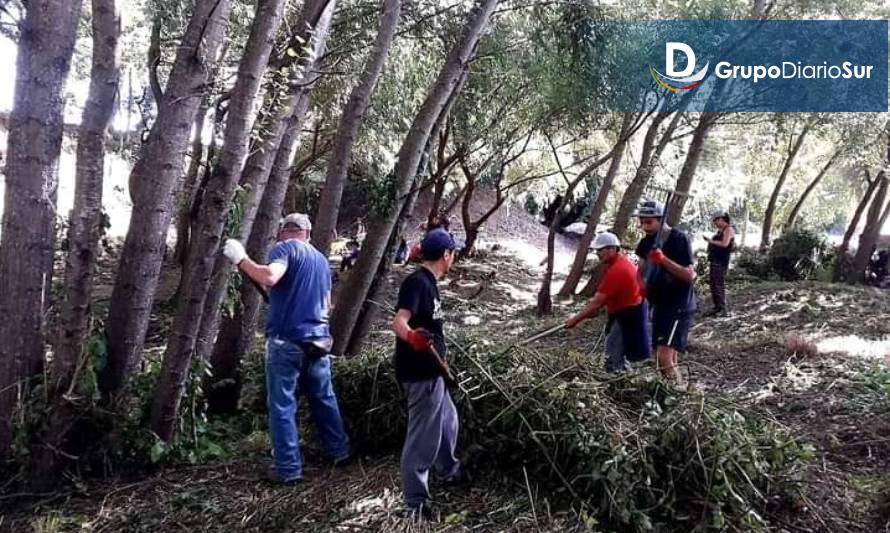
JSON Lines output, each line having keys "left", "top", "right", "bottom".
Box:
{"left": 666, "top": 42, "right": 696, "bottom": 77}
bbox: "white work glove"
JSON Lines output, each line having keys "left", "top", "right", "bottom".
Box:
{"left": 223, "top": 239, "right": 247, "bottom": 265}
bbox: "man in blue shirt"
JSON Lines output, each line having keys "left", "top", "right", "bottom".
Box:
{"left": 223, "top": 213, "right": 351, "bottom": 484}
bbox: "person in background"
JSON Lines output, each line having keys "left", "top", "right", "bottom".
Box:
{"left": 703, "top": 211, "right": 735, "bottom": 316}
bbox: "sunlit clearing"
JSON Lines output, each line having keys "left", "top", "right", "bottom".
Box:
{"left": 817, "top": 335, "right": 890, "bottom": 359}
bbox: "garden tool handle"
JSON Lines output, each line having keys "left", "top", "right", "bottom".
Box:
{"left": 428, "top": 345, "right": 457, "bottom": 387}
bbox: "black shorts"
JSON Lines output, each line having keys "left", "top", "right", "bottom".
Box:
{"left": 651, "top": 306, "right": 693, "bottom": 352}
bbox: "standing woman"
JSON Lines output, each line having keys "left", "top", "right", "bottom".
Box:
{"left": 704, "top": 211, "right": 735, "bottom": 316}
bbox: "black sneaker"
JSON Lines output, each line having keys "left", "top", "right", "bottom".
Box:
{"left": 265, "top": 465, "right": 303, "bottom": 486}
{"left": 402, "top": 503, "right": 436, "bottom": 522}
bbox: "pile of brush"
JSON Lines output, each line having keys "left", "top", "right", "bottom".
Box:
{"left": 334, "top": 333, "right": 809, "bottom": 532}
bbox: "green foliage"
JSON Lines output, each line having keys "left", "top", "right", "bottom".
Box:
{"left": 768, "top": 228, "right": 829, "bottom": 281}
{"left": 735, "top": 247, "right": 772, "bottom": 279}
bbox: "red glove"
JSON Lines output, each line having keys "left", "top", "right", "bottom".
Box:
{"left": 648, "top": 248, "right": 666, "bottom": 266}
{"left": 405, "top": 328, "right": 433, "bottom": 351}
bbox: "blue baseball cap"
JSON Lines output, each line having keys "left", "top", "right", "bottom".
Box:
{"left": 421, "top": 229, "right": 456, "bottom": 259}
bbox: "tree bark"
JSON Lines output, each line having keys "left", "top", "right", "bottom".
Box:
{"left": 151, "top": 0, "right": 324, "bottom": 441}
{"left": 559, "top": 113, "right": 634, "bottom": 297}
{"left": 760, "top": 120, "right": 813, "bottom": 250}
{"left": 851, "top": 172, "right": 890, "bottom": 283}
{"left": 0, "top": 0, "right": 84, "bottom": 456}
{"left": 785, "top": 151, "right": 838, "bottom": 229}
{"left": 611, "top": 111, "right": 679, "bottom": 240}
{"left": 190, "top": 0, "right": 337, "bottom": 374}
{"left": 173, "top": 98, "right": 212, "bottom": 268}
{"left": 205, "top": 109, "right": 309, "bottom": 414}
{"left": 665, "top": 112, "right": 719, "bottom": 226}
{"left": 834, "top": 171, "right": 880, "bottom": 282}
{"left": 313, "top": 0, "right": 401, "bottom": 257}
{"left": 99, "top": 0, "right": 233, "bottom": 400}
{"left": 536, "top": 136, "right": 605, "bottom": 315}
{"left": 27, "top": 0, "right": 120, "bottom": 486}
{"left": 329, "top": 0, "right": 500, "bottom": 356}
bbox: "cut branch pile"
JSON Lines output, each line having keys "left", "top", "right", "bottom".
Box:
{"left": 334, "top": 334, "right": 809, "bottom": 532}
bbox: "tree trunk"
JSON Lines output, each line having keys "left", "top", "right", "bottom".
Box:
{"left": 99, "top": 0, "right": 233, "bottom": 400}
{"left": 313, "top": 0, "right": 401, "bottom": 257}
{"left": 611, "top": 111, "right": 678, "bottom": 240}
{"left": 173, "top": 99, "right": 212, "bottom": 268}
{"left": 536, "top": 139, "right": 600, "bottom": 315}
{"left": 190, "top": 0, "right": 336, "bottom": 373}
{"left": 329, "top": 0, "right": 500, "bottom": 356}
{"left": 785, "top": 151, "right": 838, "bottom": 229}
{"left": 559, "top": 113, "right": 634, "bottom": 296}
{"left": 426, "top": 124, "right": 454, "bottom": 228}
{"left": 0, "top": 0, "right": 84, "bottom": 456}
{"left": 834, "top": 172, "right": 880, "bottom": 281}
{"left": 851, "top": 172, "right": 890, "bottom": 283}
{"left": 760, "top": 121, "right": 813, "bottom": 250}
{"left": 205, "top": 110, "right": 308, "bottom": 414}
{"left": 151, "top": 0, "right": 323, "bottom": 441}
{"left": 27, "top": 0, "right": 120, "bottom": 486}
{"left": 665, "top": 113, "right": 719, "bottom": 226}
{"left": 341, "top": 66, "right": 464, "bottom": 358}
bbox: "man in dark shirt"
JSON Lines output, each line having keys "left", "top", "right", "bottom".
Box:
{"left": 391, "top": 229, "right": 462, "bottom": 520}
{"left": 704, "top": 211, "right": 735, "bottom": 315}
{"left": 634, "top": 200, "right": 696, "bottom": 385}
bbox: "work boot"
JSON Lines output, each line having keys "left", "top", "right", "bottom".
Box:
{"left": 265, "top": 465, "right": 303, "bottom": 486}
{"left": 332, "top": 452, "right": 356, "bottom": 468}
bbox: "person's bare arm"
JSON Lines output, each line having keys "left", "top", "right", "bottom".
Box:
{"left": 239, "top": 259, "right": 287, "bottom": 288}
{"left": 706, "top": 226, "right": 735, "bottom": 248}
{"left": 392, "top": 309, "right": 414, "bottom": 341}
{"left": 661, "top": 257, "right": 696, "bottom": 284}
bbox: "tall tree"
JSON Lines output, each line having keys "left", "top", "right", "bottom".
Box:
{"left": 152, "top": 0, "right": 332, "bottom": 441}
{"left": 851, "top": 172, "right": 890, "bottom": 282}
{"left": 610, "top": 111, "right": 680, "bottom": 240}
{"left": 760, "top": 117, "right": 815, "bottom": 249}
{"left": 312, "top": 0, "right": 402, "bottom": 257}
{"left": 665, "top": 112, "right": 720, "bottom": 226}
{"left": 785, "top": 150, "right": 840, "bottom": 229}
{"left": 0, "top": 0, "right": 84, "bottom": 456}
{"left": 98, "top": 0, "right": 233, "bottom": 400}
{"left": 205, "top": 105, "right": 311, "bottom": 413}
{"left": 329, "top": 0, "right": 501, "bottom": 355}
{"left": 559, "top": 113, "right": 637, "bottom": 296}
{"left": 30, "top": 1, "right": 121, "bottom": 485}
{"left": 190, "top": 0, "right": 338, "bottom": 370}
{"left": 52, "top": 0, "right": 121, "bottom": 394}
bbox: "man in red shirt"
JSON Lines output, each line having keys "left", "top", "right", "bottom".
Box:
{"left": 565, "top": 232, "right": 651, "bottom": 372}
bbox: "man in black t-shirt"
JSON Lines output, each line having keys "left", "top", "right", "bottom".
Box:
{"left": 391, "top": 229, "right": 462, "bottom": 521}
{"left": 634, "top": 200, "right": 696, "bottom": 384}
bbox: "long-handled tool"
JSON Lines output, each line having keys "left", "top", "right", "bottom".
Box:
{"left": 497, "top": 323, "right": 567, "bottom": 357}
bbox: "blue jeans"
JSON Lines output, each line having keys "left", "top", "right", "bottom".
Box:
{"left": 266, "top": 337, "right": 350, "bottom": 481}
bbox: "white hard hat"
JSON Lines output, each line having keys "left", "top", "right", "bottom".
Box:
{"left": 592, "top": 232, "right": 621, "bottom": 250}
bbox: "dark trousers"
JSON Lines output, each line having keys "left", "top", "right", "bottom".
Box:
{"left": 709, "top": 262, "right": 728, "bottom": 311}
